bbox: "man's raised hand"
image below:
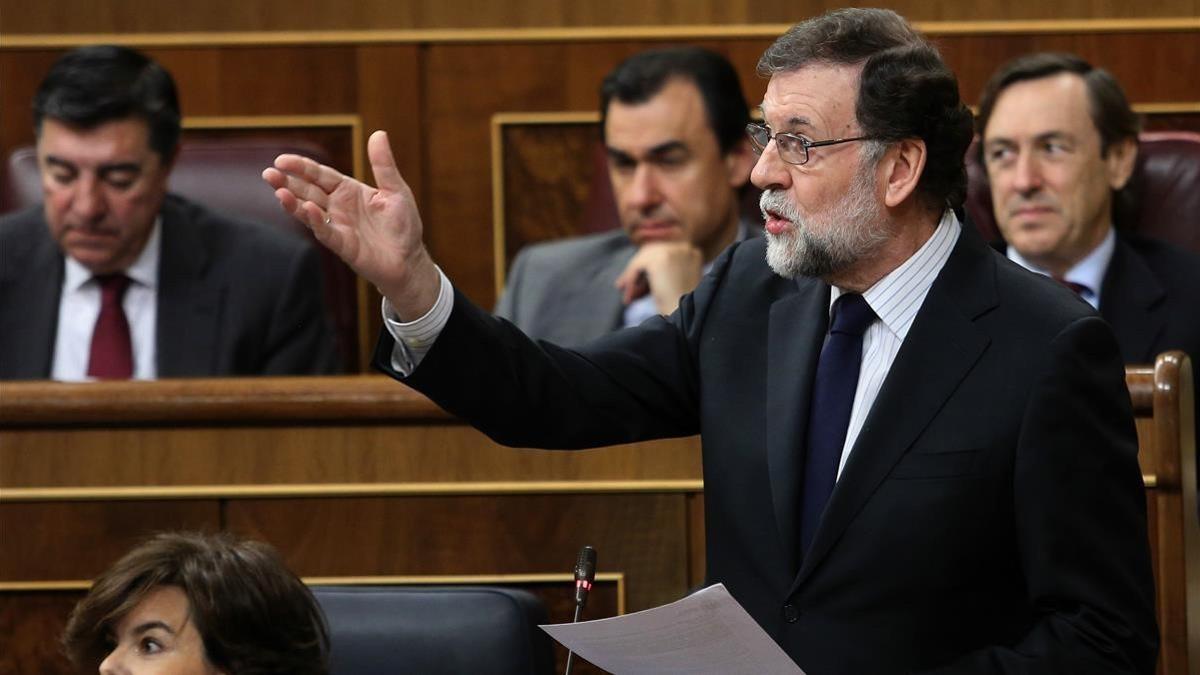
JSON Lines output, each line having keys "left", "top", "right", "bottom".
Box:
{"left": 262, "top": 130, "right": 440, "bottom": 320}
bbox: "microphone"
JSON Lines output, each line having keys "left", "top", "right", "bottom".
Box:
{"left": 565, "top": 545, "right": 597, "bottom": 675}
{"left": 573, "top": 545, "right": 597, "bottom": 616}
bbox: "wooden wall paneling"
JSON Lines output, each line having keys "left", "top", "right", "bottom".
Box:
{"left": 495, "top": 115, "right": 604, "bottom": 292}
{"left": 0, "top": 377, "right": 703, "bottom": 491}
{"left": 0, "top": 500, "right": 220, "bottom": 581}
{"left": 0, "top": 0, "right": 1196, "bottom": 34}
{"left": 353, "top": 44, "right": 425, "bottom": 348}
{"left": 0, "top": 590, "right": 80, "bottom": 674}
{"left": 0, "top": 427, "right": 702, "bottom": 489}
{"left": 225, "top": 493, "right": 689, "bottom": 613}
{"left": 0, "top": 51, "right": 59, "bottom": 162}
{"left": 938, "top": 31, "right": 1200, "bottom": 106}
{"left": 686, "top": 493, "right": 707, "bottom": 589}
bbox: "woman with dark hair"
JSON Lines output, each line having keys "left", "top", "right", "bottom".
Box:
{"left": 62, "top": 531, "right": 328, "bottom": 675}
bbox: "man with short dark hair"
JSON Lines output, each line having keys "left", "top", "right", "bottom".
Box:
{"left": 977, "top": 51, "right": 1200, "bottom": 368}
{"left": 495, "top": 46, "right": 757, "bottom": 346}
{"left": 267, "top": 9, "right": 1157, "bottom": 672}
{"left": 0, "top": 45, "right": 338, "bottom": 379}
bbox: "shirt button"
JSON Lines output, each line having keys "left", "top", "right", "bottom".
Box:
{"left": 782, "top": 603, "right": 800, "bottom": 623}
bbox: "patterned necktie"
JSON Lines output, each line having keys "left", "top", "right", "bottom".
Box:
{"left": 87, "top": 274, "right": 134, "bottom": 379}
{"left": 799, "top": 293, "right": 876, "bottom": 558}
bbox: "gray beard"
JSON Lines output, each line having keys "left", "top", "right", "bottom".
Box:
{"left": 761, "top": 164, "right": 888, "bottom": 280}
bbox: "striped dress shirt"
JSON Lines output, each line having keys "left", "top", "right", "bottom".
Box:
{"left": 828, "top": 209, "right": 960, "bottom": 478}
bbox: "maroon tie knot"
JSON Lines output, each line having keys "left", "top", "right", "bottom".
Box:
{"left": 87, "top": 274, "right": 134, "bottom": 379}
{"left": 1051, "top": 276, "right": 1089, "bottom": 296}
{"left": 96, "top": 273, "right": 131, "bottom": 301}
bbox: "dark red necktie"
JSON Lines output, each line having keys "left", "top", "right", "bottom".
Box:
{"left": 87, "top": 274, "right": 134, "bottom": 379}
{"left": 1052, "top": 276, "right": 1088, "bottom": 296}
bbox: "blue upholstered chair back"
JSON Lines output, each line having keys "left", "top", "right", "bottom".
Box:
{"left": 312, "top": 585, "right": 555, "bottom": 675}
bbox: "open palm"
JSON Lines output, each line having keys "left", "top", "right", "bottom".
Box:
{"left": 264, "top": 130, "right": 440, "bottom": 317}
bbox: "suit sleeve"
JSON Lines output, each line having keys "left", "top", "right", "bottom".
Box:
{"left": 922, "top": 315, "right": 1158, "bottom": 674}
{"left": 259, "top": 242, "right": 340, "bottom": 375}
{"left": 373, "top": 242, "right": 746, "bottom": 448}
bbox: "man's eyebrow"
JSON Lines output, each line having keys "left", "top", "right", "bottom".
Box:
{"left": 606, "top": 147, "right": 635, "bottom": 163}
{"left": 1032, "top": 130, "right": 1075, "bottom": 144}
{"left": 984, "top": 130, "right": 1074, "bottom": 146}
{"left": 96, "top": 162, "right": 143, "bottom": 176}
{"left": 42, "top": 155, "right": 77, "bottom": 171}
{"left": 606, "top": 141, "right": 688, "bottom": 163}
{"left": 645, "top": 140, "right": 688, "bottom": 157}
{"left": 779, "top": 116, "right": 814, "bottom": 131}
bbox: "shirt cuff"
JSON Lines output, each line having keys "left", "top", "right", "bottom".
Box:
{"left": 380, "top": 266, "right": 454, "bottom": 376}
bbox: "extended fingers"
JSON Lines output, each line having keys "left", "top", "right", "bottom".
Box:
{"left": 275, "top": 153, "right": 346, "bottom": 192}
{"left": 367, "top": 130, "right": 409, "bottom": 194}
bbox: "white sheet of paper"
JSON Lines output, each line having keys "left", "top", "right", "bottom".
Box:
{"left": 539, "top": 583, "right": 805, "bottom": 675}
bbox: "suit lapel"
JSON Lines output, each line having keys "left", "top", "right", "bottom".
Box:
{"left": 156, "top": 198, "right": 223, "bottom": 377}
{"left": 1099, "top": 238, "right": 1164, "bottom": 363}
{"left": 791, "top": 229, "right": 996, "bottom": 592}
{"left": 0, "top": 226, "right": 63, "bottom": 378}
{"left": 766, "top": 278, "right": 830, "bottom": 573}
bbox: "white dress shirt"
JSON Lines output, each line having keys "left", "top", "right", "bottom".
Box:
{"left": 51, "top": 220, "right": 161, "bottom": 381}
{"left": 384, "top": 210, "right": 961, "bottom": 484}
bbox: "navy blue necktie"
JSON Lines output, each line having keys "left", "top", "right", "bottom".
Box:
{"left": 799, "top": 293, "right": 876, "bottom": 558}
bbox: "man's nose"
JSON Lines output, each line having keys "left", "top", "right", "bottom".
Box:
{"left": 625, "top": 164, "right": 662, "bottom": 211}
{"left": 1011, "top": 151, "right": 1043, "bottom": 195}
{"left": 750, "top": 142, "right": 790, "bottom": 192}
{"left": 70, "top": 175, "right": 108, "bottom": 223}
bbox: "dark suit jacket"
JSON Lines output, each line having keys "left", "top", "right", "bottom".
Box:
{"left": 0, "top": 194, "right": 338, "bottom": 378}
{"left": 1098, "top": 233, "right": 1200, "bottom": 366}
{"left": 379, "top": 223, "right": 1157, "bottom": 674}
{"left": 996, "top": 233, "right": 1200, "bottom": 367}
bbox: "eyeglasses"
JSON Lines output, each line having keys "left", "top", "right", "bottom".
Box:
{"left": 745, "top": 122, "right": 872, "bottom": 166}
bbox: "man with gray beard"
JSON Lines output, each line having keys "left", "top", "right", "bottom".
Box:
{"left": 759, "top": 145, "right": 889, "bottom": 279}
{"left": 266, "top": 8, "right": 1157, "bottom": 673}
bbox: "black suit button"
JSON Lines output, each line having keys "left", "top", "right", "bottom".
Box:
{"left": 782, "top": 603, "right": 800, "bottom": 623}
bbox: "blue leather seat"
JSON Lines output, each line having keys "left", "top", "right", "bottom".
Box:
{"left": 312, "top": 585, "right": 555, "bottom": 675}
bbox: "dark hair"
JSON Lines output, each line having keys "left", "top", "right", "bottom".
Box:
{"left": 32, "top": 45, "right": 181, "bottom": 160}
{"left": 976, "top": 52, "right": 1140, "bottom": 157}
{"left": 600, "top": 46, "right": 750, "bottom": 154}
{"left": 757, "top": 8, "right": 975, "bottom": 210}
{"left": 62, "top": 531, "right": 329, "bottom": 675}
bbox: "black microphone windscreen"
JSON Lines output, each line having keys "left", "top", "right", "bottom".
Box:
{"left": 574, "top": 545, "right": 597, "bottom": 582}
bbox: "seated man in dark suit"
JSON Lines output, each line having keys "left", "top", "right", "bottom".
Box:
{"left": 977, "top": 52, "right": 1200, "bottom": 368}
{"left": 0, "top": 45, "right": 338, "bottom": 380}
{"left": 495, "top": 47, "right": 758, "bottom": 346}
{"left": 267, "top": 8, "right": 1157, "bottom": 672}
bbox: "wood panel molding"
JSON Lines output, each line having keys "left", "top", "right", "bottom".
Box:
{"left": 0, "top": 376, "right": 448, "bottom": 425}
{"left": 0, "top": 481, "right": 704, "bottom": 502}
{"left": 2, "top": 18, "right": 1198, "bottom": 49}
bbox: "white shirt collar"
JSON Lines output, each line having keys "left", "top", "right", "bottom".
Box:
{"left": 830, "top": 209, "right": 961, "bottom": 340}
{"left": 1005, "top": 227, "right": 1113, "bottom": 309}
